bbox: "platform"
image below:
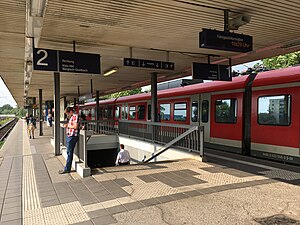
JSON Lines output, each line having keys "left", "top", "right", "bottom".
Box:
{"left": 0, "top": 120, "right": 300, "bottom": 225}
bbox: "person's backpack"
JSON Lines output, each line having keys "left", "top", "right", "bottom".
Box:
{"left": 30, "top": 118, "right": 36, "bottom": 128}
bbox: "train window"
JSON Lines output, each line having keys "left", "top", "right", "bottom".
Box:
{"left": 258, "top": 95, "right": 291, "bottom": 126}
{"left": 191, "top": 101, "right": 198, "bottom": 122}
{"left": 174, "top": 102, "right": 187, "bottom": 121}
{"left": 201, "top": 100, "right": 209, "bottom": 123}
{"left": 147, "top": 104, "right": 151, "bottom": 120}
{"left": 115, "top": 106, "right": 120, "bottom": 119}
{"left": 138, "top": 105, "right": 145, "bottom": 120}
{"left": 129, "top": 106, "right": 136, "bottom": 119}
{"left": 99, "top": 107, "right": 103, "bottom": 119}
{"left": 215, "top": 99, "right": 237, "bottom": 123}
{"left": 91, "top": 108, "right": 95, "bottom": 120}
{"left": 122, "top": 106, "right": 128, "bottom": 119}
{"left": 104, "top": 107, "right": 112, "bottom": 119}
{"left": 160, "top": 103, "right": 171, "bottom": 121}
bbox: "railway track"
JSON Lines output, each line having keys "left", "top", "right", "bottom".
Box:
{"left": 0, "top": 118, "right": 18, "bottom": 142}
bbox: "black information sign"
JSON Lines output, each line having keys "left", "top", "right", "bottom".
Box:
{"left": 192, "top": 62, "right": 232, "bottom": 81}
{"left": 124, "top": 58, "right": 139, "bottom": 67}
{"left": 123, "top": 58, "right": 174, "bottom": 70}
{"left": 59, "top": 51, "right": 100, "bottom": 74}
{"left": 162, "top": 62, "right": 175, "bottom": 70}
{"left": 140, "top": 59, "right": 162, "bottom": 69}
{"left": 33, "top": 48, "right": 101, "bottom": 74}
{"left": 199, "top": 29, "right": 253, "bottom": 53}
{"left": 26, "top": 97, "right": 36, "bottom": 106}
{"left": 33, "top": 48, "right": 58, "bottom": 71}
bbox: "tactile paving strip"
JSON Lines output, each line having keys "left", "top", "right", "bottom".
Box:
{"left": 23, "top": 156, "right": 41, "bottom": 211}
{"left": 123, "top": 181, "right": 179, "bottom": 200}
{"left": 196, "top": 172, "right": 246, "bottom": 186}
{"left": 61, "top": 201, "right": 90, "bottom": 224}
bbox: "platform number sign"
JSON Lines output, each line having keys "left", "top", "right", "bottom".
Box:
{"left": 33, "top": 48, "right": 101, "bottom": 74}
{"left": 33, "top": 48, "right": 58, "bottom": 71}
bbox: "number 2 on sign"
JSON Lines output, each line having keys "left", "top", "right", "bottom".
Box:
{"left": 37, "top": 49, "right": 48, "bottom": 66}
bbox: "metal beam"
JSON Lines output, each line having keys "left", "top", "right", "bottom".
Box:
{"left": 151, "top": 72, "right": 158, "bottom": 122}
{"left": 54, "top": 72, "right": 60, "bottom": 156}
{"left": 39, "top": 89, "right": 43, "bottom": 136}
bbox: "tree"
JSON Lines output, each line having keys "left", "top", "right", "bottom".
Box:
{"left": 0, "top": 104, "right": 26, "bottom": 117}
{"left": 263, "top": 51, "right": 300, "bottom": 69}
{"left": 0, "top": 104, "right": 13, "bottom": 113}
{"left": 103, "top": 88, "right": 142, "bottom": 99}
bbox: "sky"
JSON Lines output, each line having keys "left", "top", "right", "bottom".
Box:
{"left": 0, "top": 77, "right": 17, "bottom": 107}
{"left": 0, "top": 60, "right": 260, "bottom": 108}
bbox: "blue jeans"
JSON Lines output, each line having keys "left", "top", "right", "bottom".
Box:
{"left": 64, "top": 136, "right": 79, "bottom": 172}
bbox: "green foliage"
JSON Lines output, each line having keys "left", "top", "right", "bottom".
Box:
{"left": 0, "top": 104, "right": 26, "bottom": 118}
{"left": 103, "top": 88, "right": 142, "bottom": 99}
{"left": 0, "top": 141, "right": 4, "bottom": 150}
{"left": 262, "top": 51, "right": 300, "bottom": 69}
{"left": 0, "top": 118, "right": 13, "bottom": 126}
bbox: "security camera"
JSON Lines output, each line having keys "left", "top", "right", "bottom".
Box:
{"left": 228, "top": 15, "right": 251, "bottom": 30}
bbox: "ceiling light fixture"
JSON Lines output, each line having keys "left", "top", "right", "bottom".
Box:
{"left": 103, "top": 67, "right": 118, "bottom": 77}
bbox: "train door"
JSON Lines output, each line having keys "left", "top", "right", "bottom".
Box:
{"left": 190, "top": 95, "right": 199, "bottom": 126}
{"left": 146, "top": 101, "right": 151, "bottom": 121}
{"left": 199, "top": 93, "right": 211, "bottom": 143}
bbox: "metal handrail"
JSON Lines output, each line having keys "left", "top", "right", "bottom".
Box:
{"left": 118, "top": 120, "right": 204, "bottom": 159}
{"left": 80, "top": 120, "right": 116, "bottom": 134}
{"left": 144, "top": 126, "right": 202, "bottom": 162}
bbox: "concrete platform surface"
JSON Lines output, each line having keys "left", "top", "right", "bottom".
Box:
{"left": 0, "top": 120, "right": 300, "bottom": 225}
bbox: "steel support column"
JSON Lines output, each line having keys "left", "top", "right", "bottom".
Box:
{"left": 96, "top": 90, "right": 100, "bottom": 120}
{"left": 151, "top": 72, "right": 158, "bottom": 122}
{"left": 54, "top": 72, "right": 60, "bottom": 156}
{"left": 39, "top": 89, "right": 43, "bottom": 136}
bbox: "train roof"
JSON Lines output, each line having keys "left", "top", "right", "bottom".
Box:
{"left": 252, "top": 65, "right": 300, "bottom": 87}
{"left": 83, "top": 76, "right": 249, "bottom": 106}
{"left": 83, "top": 66, "right": 300, "bottom": 107}
{"left": 112, "top": 75, "right": 250, "bottom": 104}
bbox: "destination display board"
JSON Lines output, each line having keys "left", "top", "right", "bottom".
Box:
{"left": 124, "top": 58, "right": 174, "bottom": 70}
{"left": 26, "top": 97, "right": 36, "bottom": 106}
{"left": 59, "top": 51, "right": 101, "bottom": 74}
{"left": 33, "top": 48, "right": 101, "bottom": 74}
{"left": 192, "top": 62, "right": 232, "bottom": 81}
{"left": 199, "top": 29, "right": 253, "bottom": 53}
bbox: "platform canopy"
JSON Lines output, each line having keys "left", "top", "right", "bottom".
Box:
{"left": 1, "top": 0, "right": 300, "bottom": 106}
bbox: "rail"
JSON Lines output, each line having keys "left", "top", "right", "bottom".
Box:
{"left": 0, "top": 118, "right": 18, "bottom": 142}
{"left": 118, "top": 120, "right": 204, "bottom": 159}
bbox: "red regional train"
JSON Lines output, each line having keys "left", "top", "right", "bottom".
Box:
{"left": 80, "top": 66, "right": 300, "bottom": 165}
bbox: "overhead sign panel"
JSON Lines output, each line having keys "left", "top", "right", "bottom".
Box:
{"left": 140, "top": 59, "right": 161, "bottom": 69}
{"left": 123, "top": 58, "right": 174, "bottom": 70}
{"left": 26, "top": 97, "right": 36, "bottom": 106}
{"left": 59, "top": 51, "right": 100, "bottom": 74}
{"left": 192, "top": 62, "right": 232, "bottom": 81}
{"left": 33, "top": 48, "right": 58, "bottom": 71}
{"left": 199, "top": 29, "right": 253, "bottom": 52}
{"left": 33, "top": 48, "right": 101, "bottom": 74}
{"left": 124, "top": 58, "right": 139, "bottom": 67}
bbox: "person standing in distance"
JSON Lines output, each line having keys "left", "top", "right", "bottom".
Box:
{"left": 115, "top": 144, "right": 131, "bottom": 166}
{"left": 59, "top": 107, "right": 79, "bottom": 174}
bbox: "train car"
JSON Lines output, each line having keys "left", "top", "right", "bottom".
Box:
{"left": 80, "top": 66, "right": 300, "bottom": 165}
{"left": 250, "top": 67, "right": 300, "bottom": 164}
